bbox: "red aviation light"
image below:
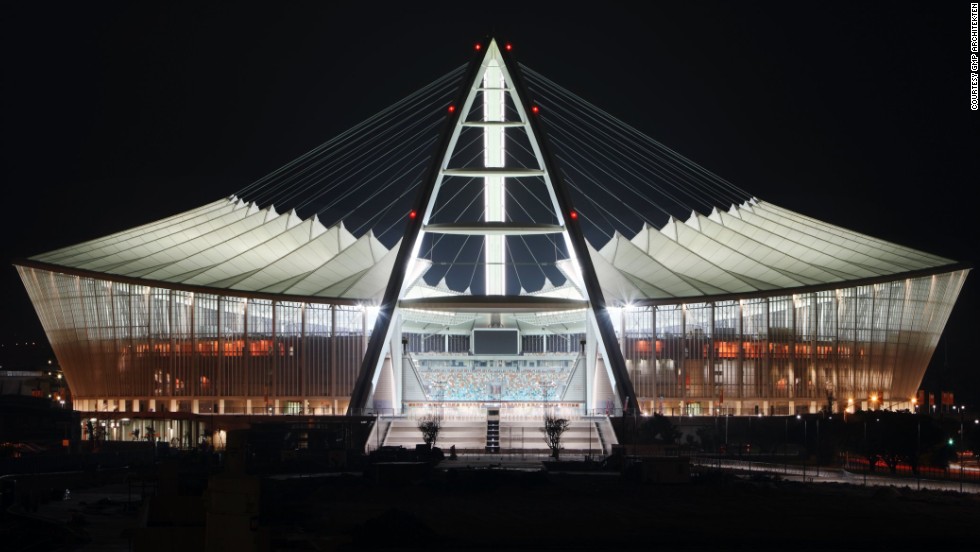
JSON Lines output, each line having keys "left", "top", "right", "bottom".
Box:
{"left": 531, "top": 105, "right": 540, "bottom": 115}
{"left": 474, "top": 43, "right": 482, "bottom": 51}
{"left": 409, "top": 210, "right": 417, "bottom": 220}
{"left": 569, "top": 210, "right": 578, "bottom": 220}
{"left": 448, "top": 105, "right": 456, "bottom": 113}
{"left": 505, "top": 43, "right": 513, "bottom": 51}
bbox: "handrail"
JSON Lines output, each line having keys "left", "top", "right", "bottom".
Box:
{"left": 403, "top": 352, "right": 432, "bottom": 401}
{"left": 558, "top": 352, "right": 584, "bottom": 402}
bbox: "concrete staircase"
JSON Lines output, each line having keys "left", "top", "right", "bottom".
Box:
{"left": 379, "top": 416, "right": 617, "bottom": 455}
{"left": 382, "top": 418, "right": 487, "bottom": 451}
{"left": 497, "top": 419, "right": 606, "bottom": 454}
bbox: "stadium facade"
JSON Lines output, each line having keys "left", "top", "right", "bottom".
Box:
{"left": 15, "top": 41, "right": 968, "bottom": 437}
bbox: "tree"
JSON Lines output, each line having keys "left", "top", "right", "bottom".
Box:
{"left": 637, "top": 414, "right": 680, "bottom": 445}
{"left": 543, "top": 414, "right": 570, "bottom": 459}
{"left": 843, "top": 411, "right": 945, "bottom": 474}
{"left": 824, "top": 389, "right": 836, "bottom": 416}
{"left": 417, "top": 413, "right": 441, "bottom": 449}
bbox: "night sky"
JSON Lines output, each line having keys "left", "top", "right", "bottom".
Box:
{"left": 2, "top": 3, "right": 977, "bottom": 402}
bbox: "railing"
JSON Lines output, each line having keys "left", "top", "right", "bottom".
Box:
{"left": 403, "top": 353, "right": 432, "bottom": 401}
{"left": 688, "top": 453, "right": 980, "bottom": 493}
{"left": 347, "top": 407, "right": 397, "bottom": 417}
{"left": 558, "top": 353, "right": 583, "bottom": 402}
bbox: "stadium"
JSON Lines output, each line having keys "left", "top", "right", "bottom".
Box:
{"left": 14, "top": 40, "right": 968, "bottom": 451}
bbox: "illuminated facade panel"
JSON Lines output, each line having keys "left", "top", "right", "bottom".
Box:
{"left": 16, "top": 265, "right": 966, "bottom": 416}
{"left": 17, "top": 267, "right": 370, "bottom": 415}
{"left": 619, "top": 271, "right": 968, "bottom": 414}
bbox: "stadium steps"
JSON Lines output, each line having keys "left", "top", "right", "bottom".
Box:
{"left": 486, "top": 418, "right": 500, "bottom": 453}
{"left": 380, "top": 417, "right": 618, "bottom": 455}
{"left": 382, "top": 418, "right": 487, "bottom": 451}
{"left": 497, "top": 419, "right": 604, "bottom": 453}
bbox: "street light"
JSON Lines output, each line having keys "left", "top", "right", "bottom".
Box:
{"left": 958, "top": 407, "right": 966, "bottom": 492}
{"left": 797, "top": 414, "right": 807, "bottom": 449}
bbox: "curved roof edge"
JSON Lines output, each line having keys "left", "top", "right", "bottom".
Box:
{"left": 621, "top": 262, "right": 972, "bottom": 306}
{"left": 13, "top": 258, "right": 364, "bottom": 306}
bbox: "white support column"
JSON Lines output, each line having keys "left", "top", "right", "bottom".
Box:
{"left": 218, "top": 399, "right": 225, "bottom": 414}
{"left": 585, "top": 315, "right": 597, "bottom": 412}
{"left": 392, "top": 312, "right": 404, "bottom": 414}
{"left": 484, "top": 59, "right": 506, "bottom": 295}
{"left": 192, "top": 399, "right": 200, "bottom": 414}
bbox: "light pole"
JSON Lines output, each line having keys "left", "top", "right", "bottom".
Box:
{"left": 725, "top": 414, "right": 729, "bottom": 448}
{"left": 797, "top": 414, "right": 807, "bottom": 451}
{"left": 863, "top": 419, "right": 868, "bottom": 485}
{"left": 916, "top": 416, "right": 921, "bottom": 490}
{"left": 784, "top": 417, "right": 789, "bottom": 455}
{"left": 815, "top": 416, "right": 823, "bottom": 477}
{"left": 959, "top": 406, "right": 965, "bottom": 492}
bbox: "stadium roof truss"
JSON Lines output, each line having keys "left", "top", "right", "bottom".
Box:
{"left": 348, "top": 40, "right": 638, "bottom": 413}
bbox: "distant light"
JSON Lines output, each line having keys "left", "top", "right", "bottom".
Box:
{"left": 474, "top": 43, "right": 482, "bottom": 51}
{"left": 448, "top": 105, "right": 456, "bottom": 113}
{"left": 569, "top": 211, "right": 577, "bottom": 220}
{"left": 409, "top": 210, "right": 417, "bottom": 219}
{"left": 505, "top": 43, "right": 513, "bottom": 51}
{"left": 531, "top": 105, "right": 540, "bottom": 114}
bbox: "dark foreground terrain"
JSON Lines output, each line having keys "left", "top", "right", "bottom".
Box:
{"left": 9, "top": 464, "right": 980, "bottom": 551}
{"left": 266, "top": 468, "right": 980, "bottom": 551}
